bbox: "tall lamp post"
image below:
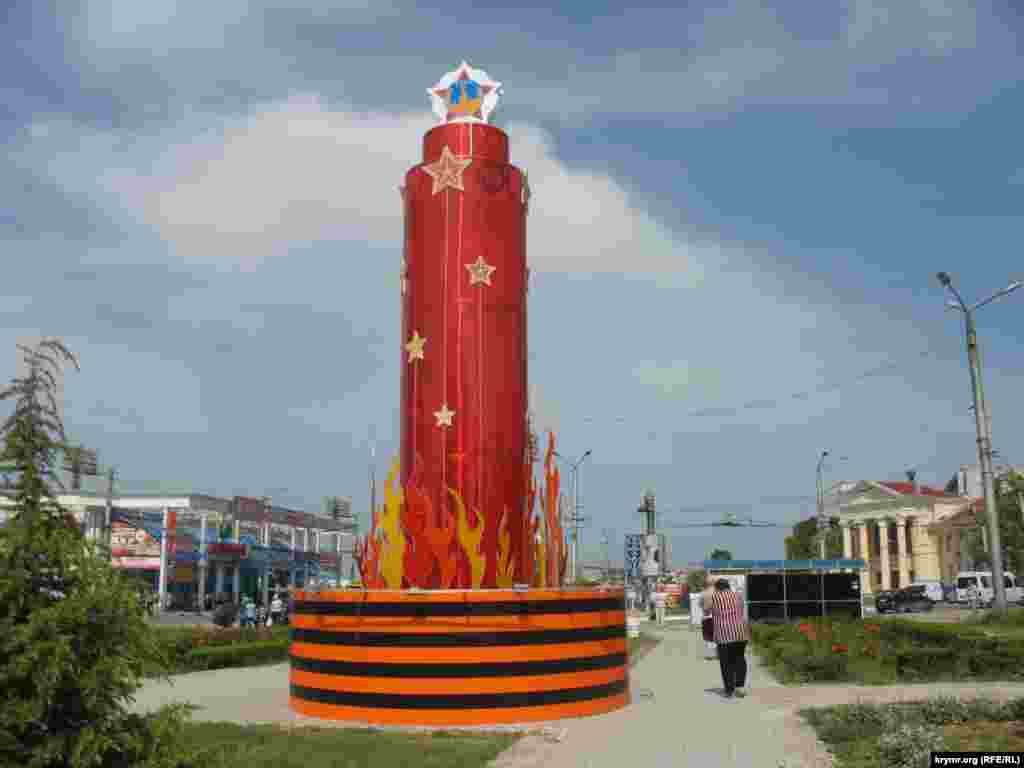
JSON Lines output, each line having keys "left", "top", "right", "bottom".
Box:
{"left": 817, "top": 453, "right": 848, "bottom": 558}
{"left": 816, "top": 451, "right": 830, "bottom": 559}
{"left": 937, "top": 272, "right": 1021, "bottom": 614}
{"left": 554, "top": 449, "right": 592, "bottom": 583}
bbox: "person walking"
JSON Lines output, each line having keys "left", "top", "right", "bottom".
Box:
{"left": 700, "top": 576, "right": 717, "bottom": 660}
{"left": 270, "top": 593, "right": 283, "bottom": 626}
{"left": 243, "top": 597, "right": 257, "bottom": 629}
{"left": 652, "top": 587, "right": 667, "bottom": 625}
{"left": 709, "top": 578, "right": 751, "bottom": 698}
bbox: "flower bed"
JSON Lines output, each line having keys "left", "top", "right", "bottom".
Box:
{"left": 801, "top": 696, "right": 1024, "bottom": 768}
{"left": 751, "top": 616, "right": 1024, "bottom": 685}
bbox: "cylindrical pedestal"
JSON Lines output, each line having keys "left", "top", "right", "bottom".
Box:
{"left": 400, "top": 122, "right": 530, "bottom": 586}
{"left": 289, "top": 588, "right": 630, "bottom": 725}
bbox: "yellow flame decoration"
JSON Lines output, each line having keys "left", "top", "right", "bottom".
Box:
{"left": 495, "top": 510, "right": 515, "bottom": 587}
{"left": 379, "top": 457, "right": 406, "bottom": 588}
{"left": 449, "top": 487, "right": 484, "bottom": 588}
{"left": 533, "top": 528, "right": 546, "bottom": 587}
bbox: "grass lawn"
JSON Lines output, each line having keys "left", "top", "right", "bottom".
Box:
{"left": 800, "top": 696, "right": 1024, "bottom": 768}
{"left": 179, "top": 722, "right": 520, "bottom": 768}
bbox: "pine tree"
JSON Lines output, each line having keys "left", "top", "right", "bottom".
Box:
{"left": 0, "top": 339, "right": 211, "bottom": 768}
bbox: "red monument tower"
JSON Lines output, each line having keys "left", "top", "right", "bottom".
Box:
{"left": 291, "top": 65, "right": 627, "bottom": 726}
{"left": 399, "top": 62, "right": 531, "bottom": 586}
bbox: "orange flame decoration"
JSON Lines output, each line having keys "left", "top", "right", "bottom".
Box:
{"left": 356, "top": 430, "right": 567, "bottom": 589}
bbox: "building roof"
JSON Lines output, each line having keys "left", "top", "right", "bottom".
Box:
{"left": 877, "top": 481, "right": 959, "bottom": 498}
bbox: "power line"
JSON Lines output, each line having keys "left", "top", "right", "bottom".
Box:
{"left": 684, "top": 349, "right": 939, "bottom": 419}
{"left": 578, "top": 348, "right": 942, "bottom": 427}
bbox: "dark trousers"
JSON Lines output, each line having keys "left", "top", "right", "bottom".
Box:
{"left": 716, "top": 641, "right": 748, "bottom": 694}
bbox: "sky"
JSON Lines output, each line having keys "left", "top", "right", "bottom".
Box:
{"left": 2, "top": 0, "right": 1023, "bottom": 569}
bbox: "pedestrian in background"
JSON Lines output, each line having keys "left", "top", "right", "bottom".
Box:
{"left": 710, "top": 578, "right": 751, "bottom": 698}
{"left": 652, "top": 587, "right": 667, "bottom": 625}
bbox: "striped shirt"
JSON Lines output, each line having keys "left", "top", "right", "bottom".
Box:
{"left": 710, "top": 589, "right": 750, "bottom": 644}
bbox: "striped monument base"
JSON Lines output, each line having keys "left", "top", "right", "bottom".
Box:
{"left": 289, "top": 587, "right": 630, "bottom": 726}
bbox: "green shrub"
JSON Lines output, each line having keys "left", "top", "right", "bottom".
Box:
{"left": 965, "top": 607, "right": 1024, "bottom": 627}
{"left": 184, "top": 640, "right": 289, "bottom": 671}
{"left": 789, "top": 651, "right": 848, "bottom": 682}
{"left": 894, "top": 646, "right": 958, "bottom": 680}
{"left": 0, "top": 339, "right": 216, "bottom": 768}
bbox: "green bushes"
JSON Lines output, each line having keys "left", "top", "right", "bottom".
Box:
{"left": 751, "top": 616, "right": 1024, "bottom": 685}
{"left": 0, "top": 339, "right": 214, "bottom": 768}
{"left": 184, "top": 640, "right": 290, "bottom": 671}
{"left": 147, "top": 626, "right": 290, "bottom": 675}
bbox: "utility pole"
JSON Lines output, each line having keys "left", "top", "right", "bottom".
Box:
{"left": 816, "top": 451, "right": 829, "bottom": 559}
{"left": 555, "top": 450, "right": 591, "bottom": 583}
{"left": 104, "top": 466, "right": 116, "bottom": 554}
{"left": 601, "top": 528, "right": 612, "bottom": 583}
{"left": 937, "top": 272, "right": 1021, "bottom": 614}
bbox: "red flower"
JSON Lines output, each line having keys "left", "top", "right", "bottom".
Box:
{"left": 864, "top": 623, "right": 881, "bottom": 633}
{"left": 831, "top": 643, "right": 848, "bottom": 653}
{"left": 798, "top": 623, "right": 810, "bottom": 633}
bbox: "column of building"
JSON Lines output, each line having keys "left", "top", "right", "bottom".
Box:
{"left": 859, "top": 522, "right": 872, "bottom": 595}
{"left": 895, "top": 515, "right": 910, "bottom": 589}
{"left": 878, "top": 518, "right": 891, "bottom": 591}
{"left": 198, "top": 512, "right": 208, "bottom": 611}
{"left": 262, "top": 521, "right": 271, "bottom": 607}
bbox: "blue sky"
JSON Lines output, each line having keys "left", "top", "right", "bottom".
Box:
{"left": 3, "top": 0, "right": 1023, "bottom": 568}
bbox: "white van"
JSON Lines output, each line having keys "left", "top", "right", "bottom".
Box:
{"left": 955, "top": 571, "right": 1023, "bottom": 605}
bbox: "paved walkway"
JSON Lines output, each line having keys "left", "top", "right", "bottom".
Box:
{"left": 130, "top": 622, "right": 1024, "bottom": 768}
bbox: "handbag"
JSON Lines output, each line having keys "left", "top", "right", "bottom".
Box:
{"left": 702, "top": 616, "right": 714, "bottom": 643}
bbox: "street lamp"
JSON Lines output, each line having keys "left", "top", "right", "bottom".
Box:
{"left": 553, "top": 449, "right": 592, "bottom": 583}
{"left": 937, "top": 272, "right": 1021, "bottom": 614}
{"left": 816, "top": 451, "right": 830, "bottom": 559}
{"left": 816, "top": 452, "right": 848, "bottom": 558}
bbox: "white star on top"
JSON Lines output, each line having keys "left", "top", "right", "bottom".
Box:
{"left": 465, "top": 255, "right": 496, "bottom": 287}
{"left": 427, "top": 61, "right": 502, "bottom": 125}
{"left": 421, "top": 146, "right": 472, "bottom": 195}
{"left": 434, "top": 403, "right": 455, "bottom": 428}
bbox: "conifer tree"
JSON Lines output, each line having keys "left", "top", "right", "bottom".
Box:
{"left": 0, "top": 339, "right": 210, "bottom": 768}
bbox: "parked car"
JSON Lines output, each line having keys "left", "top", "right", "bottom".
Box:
{"left": 941, "top": 583, "right": 956, "bottom": 602}
{"left": 910, "top": 580, "right": 944, "bottom": 603}
{"left": 875, "top": 585, "right": 935, "bottom": 614}
{"left": 954, "top": 571, "right": 1023, "bottom": 605}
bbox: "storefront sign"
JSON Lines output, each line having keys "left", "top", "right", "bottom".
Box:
{"left": 234, "top": 496, "right": 271, "bottom": 523}
{"left": 166, "top": 510, "right": 178, "bottom": 561}
{"left": 238, "top": 520, "right": 262, "bottom": 545}
{"left": 207, "top": 542, "right": 246, "bottom": 560}
{"left": 112, "top": 556, "right": 160, "bottom": 570}
{"left": 110, "top": 521, "right": 160, "bottom": 558}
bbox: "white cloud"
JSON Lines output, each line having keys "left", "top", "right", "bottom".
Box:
{"left": 30, "top": 97, "right": 716, "bottom": 276}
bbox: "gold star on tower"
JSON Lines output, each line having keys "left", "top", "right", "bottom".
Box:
{"left": 405, "top": 330, "right": 426, "bottom": 362}
{"left": 421, "top": 146, "right": 472, "bottom": 195}
{"left": 434, "top": 403, "right": 455, "bottom": 428}
{"left": 465, "top": 255, "right": 496, "bottom": 286}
